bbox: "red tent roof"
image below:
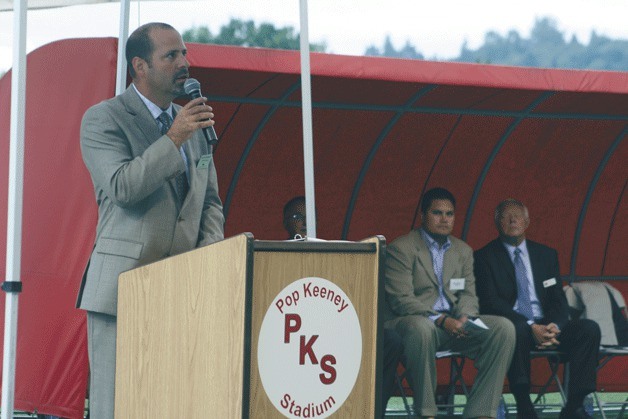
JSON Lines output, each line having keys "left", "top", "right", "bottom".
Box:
{"left": 0, "top": 38, "right": 626, "bottom": 417}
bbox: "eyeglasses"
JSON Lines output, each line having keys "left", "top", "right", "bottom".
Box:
{"left": 289, "top": 213, "right": 306, "bottom": 221}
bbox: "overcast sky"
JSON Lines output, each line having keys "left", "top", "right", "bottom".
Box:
{"left": 1, "top": 0, "right": 627, "bottom": 73}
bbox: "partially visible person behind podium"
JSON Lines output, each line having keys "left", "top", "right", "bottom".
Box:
{"left": 474, "top": 199, "right": 600, "bottom": 419}
{"left": 283, "top": 195, "right": 307, "bottom": 239}
{"left": 281, "top": 196, "right": 404, "bottom": 415}
{"left": 383, "top": 187, "right": 515, "bottom": 419}
{"left": 76, "top": 22, "right": 224, "bottom": 419}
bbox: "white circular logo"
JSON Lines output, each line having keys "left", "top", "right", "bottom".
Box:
{"left": 258, "top": 277, "right": 362, "bottom": 418}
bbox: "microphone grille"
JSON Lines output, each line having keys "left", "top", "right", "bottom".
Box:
{"left": 184, "top": 78, "right": 201, "bottom": 95}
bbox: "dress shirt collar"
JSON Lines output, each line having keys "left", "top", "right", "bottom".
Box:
{"left": 419, "top": 228, "right": 451, "bottom": 251}
{"left": 132, "top": 83, "right": 173, "bottom": 120}
{"left": 502, "top": 239, "right": 529, "bottom": 261}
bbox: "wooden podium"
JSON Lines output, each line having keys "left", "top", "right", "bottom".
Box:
{"left": 115, "top": 233, "right": 385, "bottom": 418}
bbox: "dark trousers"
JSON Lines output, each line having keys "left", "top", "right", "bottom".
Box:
{"left": 383, "top": 328, "right": 404, "bottom": 407}
{"left": 508, "top": 318, "right": 600, "bottom": 399}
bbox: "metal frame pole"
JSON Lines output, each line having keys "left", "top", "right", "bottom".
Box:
{"left": 299, "top": 0, "right": 317, "bottom": 239}
{"left": 2, "top": 0, "right": 27, "bottom": 417}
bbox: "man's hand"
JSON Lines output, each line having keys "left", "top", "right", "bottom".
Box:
{"left": 165, "top": 97, "right": 215, "bottom": 148}
{"left": 531, "top": 323, "right": 560, "bottom": 349}
{"left": 442, "top": 315, "right": 469, "bottom": 339}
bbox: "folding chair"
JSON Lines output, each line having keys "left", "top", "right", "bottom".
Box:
{"left": 530, "top": 350, "right": 569, "bottom": 409}
{"left": 394, "top": 351, "right": 469, "bottom": 417}
{"left": 591, "top": 346, "right": 628, "bottom": 419}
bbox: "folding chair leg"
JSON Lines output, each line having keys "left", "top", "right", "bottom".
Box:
{"left": 394, "top": 372, "right": 413, "bottom": 418}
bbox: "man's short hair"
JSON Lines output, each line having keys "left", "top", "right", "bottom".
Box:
{"left": 494, "top": 198, "right": 529, "bottom": 222}
{"left": 420, "top": 187, "right": 456, "bottom": 214}
{"left": 283, "top": 196, "right": 305, "bottom": 219}
{"left": 126, "top": 22, "right": 176, "bottom": 79}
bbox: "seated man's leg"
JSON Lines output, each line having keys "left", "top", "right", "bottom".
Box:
{"left": 382, "top": 328, "right": 404, "bottom": 409}
{"left": 558, "top": 318, "right": 601, "bottom": 415}
{"left": 393, "top": 315, "right": 442, "bottom": 418}
{"left": 452, "top": 315, "right": 515, "bottom": 419}
{"left": 508, "top": 320, "right": 538, "bottom": 418}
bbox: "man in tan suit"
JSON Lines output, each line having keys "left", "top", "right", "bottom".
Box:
{"left": 76, "top": 23, "right": 224, "bottom": 418}
{"left": 383, "top": 187, "right": 515, "bottom": 418}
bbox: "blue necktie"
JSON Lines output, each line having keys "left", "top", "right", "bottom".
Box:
{"left": 514, "top": 248, "right": 534, "bottom": 321}
{"left": 157, "top": 112, "right": 188, "bottom": 205}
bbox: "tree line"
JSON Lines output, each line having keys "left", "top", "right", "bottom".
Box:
{"left": 184, "top": 17, "right": 627, "bottom": 72}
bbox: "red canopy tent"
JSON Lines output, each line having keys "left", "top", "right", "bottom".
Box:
{"left": 0, "top": 38, "right": 626, "bottom": 417}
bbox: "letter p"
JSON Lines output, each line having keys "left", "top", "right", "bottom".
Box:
{"left": 284, "top": 313, "right": 301, "bottom": 343}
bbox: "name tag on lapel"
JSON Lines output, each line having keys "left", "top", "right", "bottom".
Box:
{"left": 450, "top": 278, "right": 465, "bottom": 291}
{"left": 197, "top": 154, "right": 212, "bottom": 169}
{"left": 543, "top": 278, "right": 557, "bottom": 288}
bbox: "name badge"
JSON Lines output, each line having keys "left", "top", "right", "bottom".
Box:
{"left": 197, "top": 154, "right": 212, "bottom": 169}
{"left": 543, "top": 278, "right": 557, "bottom": 288}
{"left": 450, "top": 278, "right": 465, "bottom": 291}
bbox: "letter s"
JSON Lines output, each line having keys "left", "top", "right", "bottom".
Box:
{"left": 280, "top": 393, "right": 291, "bottom": 408}
{"left": 319, "top": 354, "right": 337, "bottom": 385}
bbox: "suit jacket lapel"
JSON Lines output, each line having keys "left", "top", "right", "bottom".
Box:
{"left": 413, "top": 231, "right": 439, "bottom": 286}
{"left": 493, "top": 239, "right": 517, "bottom": 289}
{"left": 526, "top": 241, "right": 545, "bottom": 296}
{"left": 121, "top": 86, "right": 163, "bottom": 149}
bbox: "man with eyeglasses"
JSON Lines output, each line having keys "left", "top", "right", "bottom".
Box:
{"left": 281, "top": 196, "right": 405, "bottom": 416}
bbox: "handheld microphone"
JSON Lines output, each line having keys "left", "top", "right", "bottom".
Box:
{"left": 183, "top": 78, "right": 219, "bottom": 146}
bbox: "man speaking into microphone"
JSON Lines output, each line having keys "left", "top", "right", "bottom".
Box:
{"left": 76, "top": 22, "right": 224, "bottom": 419}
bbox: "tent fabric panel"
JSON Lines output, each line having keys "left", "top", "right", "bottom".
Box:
{"left": 187, "top": 43, "right": 628, "bottom": 93}
{"left": 417, "top": 86, "right": 546, "bottom": 114}
{"left": 466, "top": 119, "right": 618, "bottom": 267}
{"left": 535, "top": 91, "right": 628, "bottom": 117}
{"left": 349, "top": 114, "right": 515, "bottom": 242}
{"left": 575, "top": 138, "right": 628, "bottom": 277}
{"left": 0, "top": 38, "right": 117, "bottom": 418}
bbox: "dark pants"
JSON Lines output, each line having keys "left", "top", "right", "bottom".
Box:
{"left": 383, "top": 328, "right": 404, "bottom": 408}
{"left": 509, "top": 318, "right": 600, "bottom": 400}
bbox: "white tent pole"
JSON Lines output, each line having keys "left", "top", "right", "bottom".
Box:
{"left": 2, "top": 0, "right": 27, "bottom": 417}
{"left": 299, "top": 0, "right": 316, "bottom": 239}
{"left": 115, "top": 0, "right": 130, "bottom": 95}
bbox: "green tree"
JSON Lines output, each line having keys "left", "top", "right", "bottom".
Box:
{"left": 455, "top": 17, "right": 628, "bottom": 70}
{"left": 183, "top": 18, "right": 326, "bottom": 52}
{"left": 365, "top": 35, "right": 424, "bottom": 60}
{"left": 365, "top": 17, "right": 628, "bottom": 71}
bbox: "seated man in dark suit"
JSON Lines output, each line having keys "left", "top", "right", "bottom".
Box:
{"left": 474, "top": 198, "right": 601, "bottom": 419}
{"left": 282, "top": 196, "right": 405, "bottom": 415}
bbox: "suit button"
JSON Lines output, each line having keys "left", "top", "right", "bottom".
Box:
{"left": 178, "top": 216, "right": 184, "bottom": 222}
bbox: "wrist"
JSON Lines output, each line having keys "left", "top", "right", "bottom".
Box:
{"left": 436, "top": 314, "right": 449, "bottom": 328}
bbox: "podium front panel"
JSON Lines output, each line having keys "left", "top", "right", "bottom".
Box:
{"left": 249, "top": 238, "right": 382, "bottom": 418}
{"left": 115, "top": 234, "right": 253, "bottom": 419}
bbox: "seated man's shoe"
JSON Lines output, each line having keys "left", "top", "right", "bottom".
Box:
{"left": 559, "top": 406, "right": 592, "bottom": 419}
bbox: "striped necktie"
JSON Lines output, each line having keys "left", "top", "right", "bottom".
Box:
{"left": 157, "top": 112, "right": 188, "bottom": 205}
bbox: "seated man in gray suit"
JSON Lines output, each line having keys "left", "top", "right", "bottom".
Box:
{"left": 474, "top": 199, "right": 600, "bottom": 419}
{"left": 76, "top": 22, "right": 224, "bottom": 418}
{"left": 383, "top": 187, "right": 515, "bottom": 419}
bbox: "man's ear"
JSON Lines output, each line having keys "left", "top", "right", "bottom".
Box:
{"left": 132, "top": 56, "right": 146, "bottom": 77}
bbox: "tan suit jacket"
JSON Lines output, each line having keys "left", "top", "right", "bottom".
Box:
{"left": 76, "top": 86, "right": 224, "bottom": 316}
{"left": 383, "top": 229, "right": 479, "bottom": 325}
